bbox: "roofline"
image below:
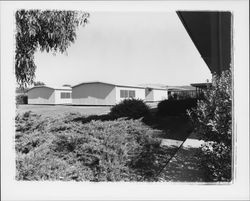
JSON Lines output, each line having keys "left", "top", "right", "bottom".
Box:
{"left": 190, "top": 83, "right": 212, "bottom": 87}
{"left": 115, "top": 84, "right": 147, "bottom": 89}
{"left": 28, "top": 86, "right": 72, "bottom": 91}
{"left": 72, "top": 81, "right": 147, "bottom": 89}
{"left": 168, "top": 87, "right": 196, "bottom": 91}
{"left": 145, "top": 87, "right": 168, "bottom": 91}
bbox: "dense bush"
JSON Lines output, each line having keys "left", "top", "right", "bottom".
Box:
{"left": 16, "top": 94, "right": 28, "bottom": 104}
{"left": 109, "top": 99, "right": 151, "bottom": 120}
{"left": 15, "top": 112, "right": 163, "bottom": 181}
{"left": 157, "top": 98, "right": 197, "bottom": 116}
{"left": 188, "top": 69, "right": 232, "bottom": 182}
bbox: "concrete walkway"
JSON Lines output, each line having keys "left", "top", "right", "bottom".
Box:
{"left": 160, "top": 133, "right": 204, "bottom": 149}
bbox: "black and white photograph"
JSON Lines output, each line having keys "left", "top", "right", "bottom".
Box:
{"left": 1, "top": 1, "right": 249, "bottom": 200}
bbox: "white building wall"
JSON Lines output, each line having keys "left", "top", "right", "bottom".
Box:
{"left": 54, "top": 90, "right": 72, "bottom": 104}
{"left": 72, "top": 83, "right": 116, "bottom": 105}
{"left": 152, "top": 89, "right": 168, "bottom": 101}
{"left": 115, "top": 86, "right": 145, "bottom": 104}
{"left": 28, "top": 87, "right": 55, "bottom": 104}
{"left": 145, "top": 88, "right": 154, "bottom": 101}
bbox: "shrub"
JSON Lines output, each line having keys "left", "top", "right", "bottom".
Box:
{"left": 157, "top": 98, "right": 197, "bottom": 116}
{"left": 15, "top": 112, "right": 162, "bottom": 181}
{"left": 109, "top": 99, "right": 151, "bottom": 120}
{"left": 16, "top": 94, "right": 28, "bottom": 104}
{"left": 188, "top": 69, "right": 232, "bottom": 182}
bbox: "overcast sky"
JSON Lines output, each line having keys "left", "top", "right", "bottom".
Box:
{"left": 34, "top": 12, "right": 211, "bottom": 87}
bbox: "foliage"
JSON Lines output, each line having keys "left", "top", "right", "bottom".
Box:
{"left": 157, "top": 98, "right": 197, "bottom": 116}
{"left": 109, "top": 99, "right": 151, "bottom": 120}
{"left": 16, "top": 86, "right": 29, "bottom": 94}
{"left": 15, "top": 112, "right": 163, "bottom": 181}
{"left": 15, "top": 10, "right": 89, "bottom": 86}
{"left": 34, "top": 81, "right": 45, "bottom": 86}
{"left": 188, "top": 69, "right": 232, "bottom": 182}
{"left": 16, "top": 94, "right": 28, "bottom": 104}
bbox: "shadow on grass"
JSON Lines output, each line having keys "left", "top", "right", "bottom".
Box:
{"left": 160, "top": 147, "right": 206, "bottom": 182}
{"left": 152, "top": 114, "right": 194, "bottom": 141}
{"left": 68, "top": 107, "right": 194, "bottom": 142}
{"left": 70, "top": 114, "right": 116, "bottom": 123}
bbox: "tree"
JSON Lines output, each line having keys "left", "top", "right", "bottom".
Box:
{"left": 34, "top": 81, "right": 45, "bottom": 86}
{"left": 15, "top": 10, "right": 89, "bottom": 86}
{"left": 188, "top": 69, "right": 232, "bottom": 181}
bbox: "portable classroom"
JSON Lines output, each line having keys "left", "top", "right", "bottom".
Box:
{"left": 144, "top": 86, "right": 168, "bottom": 102}
{"left": 72, "top": 81, "right": 146, "bottom": 106}
{"left": 27, "top": 86, "right": 72, "bottom": 105}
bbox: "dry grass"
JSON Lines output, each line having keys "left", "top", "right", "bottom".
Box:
{"left": 16, "top": 105, "right": 111, "bottom": 118}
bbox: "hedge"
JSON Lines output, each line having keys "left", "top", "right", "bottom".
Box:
{"left": 157, "top": 98, "right": 198, "bottom": 116}
{"left": 15, "top": 112, "right": 162, "bottom": 181}
{"left": 16, "top": 94, "right": 28, "bottom": 104}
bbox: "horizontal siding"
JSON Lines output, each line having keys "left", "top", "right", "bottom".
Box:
{"left": 72, "top": 83, "right": 116, "bottom": 105}
{"left": 28, "top": 88, "right": 55, "bottom": 104}
{"left": 115, "top": 86, "right": 145, "bottom": 104}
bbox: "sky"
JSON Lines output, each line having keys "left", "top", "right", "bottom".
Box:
{"left": 34, "top": 12, "right": 212, "bottom": 87}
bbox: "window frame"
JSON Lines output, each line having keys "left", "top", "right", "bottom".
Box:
{"left": 60, "top": 92, "right": 71, "bottom": 99}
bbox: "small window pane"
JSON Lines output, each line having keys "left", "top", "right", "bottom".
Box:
{"left": 120, "top": 90, "right": 125, "bottom": 98}
{"left": 129, "top": 90, "right": 135, "bottom": 98}
{"left": 60, "top": 92, "right": 65, "bottom": 98}
{"left": 61, "top": 92, "right": 71, "bottom": 99}
{"left": 124, "top": 90, "right": 128, "bottom": 98}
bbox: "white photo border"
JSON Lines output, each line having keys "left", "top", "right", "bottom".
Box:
{"left": 1, "top": 1, "right": 249, "bottom": 200}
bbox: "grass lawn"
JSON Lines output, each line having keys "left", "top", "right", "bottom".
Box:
{"left": 16, "top": 104, "right": 111, "bottom": 118}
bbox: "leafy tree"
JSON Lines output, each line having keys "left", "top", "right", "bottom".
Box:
{"left": 15, "top": 10, "right": 89, "bottom": 86}
{"left": 188, "top": 69, "right": 232, "bottom": 181}
{"left": 34, "top": 81, "right": 45, "bottom": 86}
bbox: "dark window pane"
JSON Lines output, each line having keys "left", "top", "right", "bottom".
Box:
{"left": 124, "top": 90, "right": 128, "bottom": 98}
{"left": 60, "top": 92, "right": 64, "bottom": 98}
{"left": 129, "top": 90, "right": 135, "bottom": 98}
{"left": 120, "top": 90, "right": 125, "bottom": 98}
{"left": 61, "top": 92, "right": 72, "bottom": 99}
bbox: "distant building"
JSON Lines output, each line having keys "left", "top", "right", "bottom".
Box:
{"left": 27, "top": 86, "right": 72, "bottom": 105}
{"left": 143, "top": 85, "right": 168, "bottom": 102}
{"left": 167, "top": 86, "right": 197, "bottom": 100}
{"left": 72, "top": 81, "right": 168, "bottom": 106}
{"left": 72, "top": 81, "right": 144, "bottom": 106}
{"left": 191, "top": 82, "right": 212, "bottom": 98}
{"left": 27, "top": 81, "right": 169, "bottom": 105}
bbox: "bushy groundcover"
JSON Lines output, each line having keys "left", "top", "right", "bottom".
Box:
{"left": 15, "top": 112, "right": 163, "bottom": 181}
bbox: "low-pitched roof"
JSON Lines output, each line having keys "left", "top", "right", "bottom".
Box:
{"left": 191, "top": 82, "right": 212, "bottom": 88}
{"left": 167, "top": 85, "right": 196, "bottom": 91}
{"left": 28, "top": 85, "right": 72, "bottom": 91}
{"left": 138, "top": 84, "right": 168, "bottom": 90}
{"left": 72, "top": 81, "right": 146, "bottom": 89}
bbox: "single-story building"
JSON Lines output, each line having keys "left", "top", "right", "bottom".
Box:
{"left": 72, "top": 81, "right": 146, "bottom": 106}
{"left": 27, "top": 86, "right": 72, "bottom": 105}
{"left": 191, "top": 82, "right": 212, "bottom": 98}
{"left": 167, "top": 85, "right": 197, "bottom": 99}
{"left": 144, "top": 85, "right": 168, "bottom": 102}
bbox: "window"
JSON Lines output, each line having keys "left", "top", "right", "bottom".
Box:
{"left": 120, "top": 90, "right": 125, "bottom": 98}
{"left": 129, "top": 90, "right": 135, "bottom": 98}
{"left": 61, "top": 92, "right": 71, "bottom": 99}
{"left": 120, "top": 90, "right": 136, "bottom": 98}
{"left": 124, "top": 90, "right": 129, "bottom": 98}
